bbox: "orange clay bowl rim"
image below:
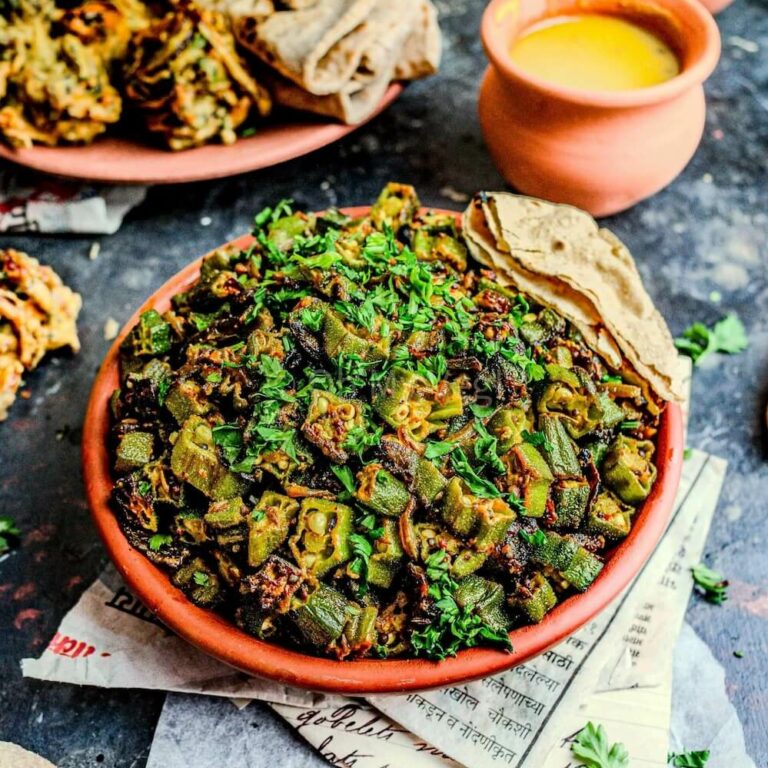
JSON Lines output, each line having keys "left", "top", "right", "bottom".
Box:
{"left": 481, "top": 0, "right": 721, "bottom": 109}
{"left": 83, "top": 206, "right": 684, "bottom": 694}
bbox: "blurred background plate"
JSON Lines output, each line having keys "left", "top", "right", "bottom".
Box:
{"left": 0, "top": 84, "right": 403, "bottom": 185}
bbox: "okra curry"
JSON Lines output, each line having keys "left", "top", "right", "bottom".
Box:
{"left": 108, "top": 183, "right": 664, "bottom": 661}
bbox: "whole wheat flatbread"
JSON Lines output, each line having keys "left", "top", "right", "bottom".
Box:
{"left": 265, "top": 0, "right": 416, "bottom": 123}
{"left": 235, "top": 0, "right": 376, "bottom": 95}
{"left": 0, "top": 742, "right": 56, "bottom": 768}
{"left": 394, "top": 0, "right": 441, "bottom": 80}
{"left": 462, "top": 193, "right": 684, "bottom": 403}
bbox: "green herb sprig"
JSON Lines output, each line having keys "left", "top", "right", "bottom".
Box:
{"left": 675, "top": 314, "right": 748, "bottom": 365}
{"left": 571, "top": 722, "right": 629, "bottom": 768}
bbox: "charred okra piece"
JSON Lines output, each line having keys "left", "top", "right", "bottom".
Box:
{"left": 369, "top": 182, "right": 420, "bottom": 230}
{"left": 367, "top": 519, "right": 405, "bottom": 589}
{"left": 291, "top": 582, "right": 351, "bottom": 647}
{"left": 355, "top": 464, "right": 411, "bottom": 518}
{"left": 537, "top": 364, "right": 603, "bottom": 438}
{"left": 164, "top": 379, "right": 212, "bottom": 424}
{"left": 488, "top": 406, "right": 533, "bottom": 453}
{"left": 172, "top": 557, "right": 221, "bottom": 607}
{"left": 539, "top": 414, "right": 582, "bottom": 478}
{"left": 380, "top": 435, "right": 447, "bottom": 506}
{"left": 603, "top": 435, "right": 657, "bottom": 505}
{"left": 301, "top": 389, "right": 364, "bottom": 463}
{"left": 204, "top": 497, "right": 248, "bottom": 548}
{"left": 115, "top": 431, "right": 154, "bottom": 472}
{"left": 242, "top": 555, "right": 306, "bottom": 615}
{"left": 586, "top": 491, "right": 632, "bottom": 541}
{"left": 510, "top": 572, "right": 557, "bottom": 623}
{"left": 551, "top": 478, "right": 590, "bottom": 529}
{"left": 122, "top": 309, "right": 172, "bottom": 357}
{"left": 248, "top": 491, "right": 300, "bottom": 568}
{"left": 455, "top": 574, "right": 512, "bottom": 634}
{"left": 503, "top": 443, "right": 553, "bottom": 517}
{"left": 170, "top": 416, "right": 245, "bottom": 500}
{"left": 518, "top": 307, "right": 566, "bottom": 345}
{"left": 412, "top": 214, "right": 468, "bottom": 271}
{"left": 289, "top": 498, "right": 353, "bottom": 577}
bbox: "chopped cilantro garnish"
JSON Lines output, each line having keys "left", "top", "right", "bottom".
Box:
{"left": 522, "top": 429, "right": 554, "bottom": 452}
{"left": 0, "top": 515, "right": 21, "bottom": 555}
{"left": 149, "top": 534, "right": 173, "bottom": 551}
{"left": 519, "top": 528, "right": 546, "bottom": 548}
{"left": 331, "top": 465, "right": 357, "bottom": 500}
{"left": 193, "top": 571, "right": 210, "bottom": 586}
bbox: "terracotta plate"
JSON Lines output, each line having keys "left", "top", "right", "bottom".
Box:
{"left": 83, "top": 207, "right": 685, "bottom": 693}
{"left": 0, "top": 85, "right": 402, "bottom": 185}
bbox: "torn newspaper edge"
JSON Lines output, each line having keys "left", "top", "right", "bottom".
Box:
{"left": 0, "top": 170, "right": 146, "bottom": 234}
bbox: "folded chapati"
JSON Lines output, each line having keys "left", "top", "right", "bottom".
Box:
{"left": 462, "top": 193, "right": 685, "bottom": 404}
{"left": 235, "top": 0, "right": 376, "bottom": 95}
{"left": 260, "top": 0, "right": 419, "bottom": 123}
{"left": 395, "top": 0, "right": 441, "bottom": 80}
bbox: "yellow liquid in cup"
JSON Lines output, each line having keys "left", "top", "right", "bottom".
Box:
{"left": 509, "top": 14, "right": 680, "bottom": 91}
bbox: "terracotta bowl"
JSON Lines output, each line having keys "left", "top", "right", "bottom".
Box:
{"left": 479, "top": 0, "right": 721, "bottom": 217}
{"left": 82, "top": 207, "right": 684, "bottom": 694}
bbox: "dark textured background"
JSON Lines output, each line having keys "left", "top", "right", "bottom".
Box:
{"left": 1, "top": 0, "right": 766, "bottom": 765}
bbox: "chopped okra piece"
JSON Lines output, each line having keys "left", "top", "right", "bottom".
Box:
{"left": 366, "top": 519, "right": 404, "bottom": 588}
{"left": 551, "top": 478, "right": 590, "bottom": 529}
{"left": 374, "top": 367, "right": 434, "bottom": 438}
{"left": 538, "top": 364, "right": 603, "bottom": 438}
{"left": 248, "top": 491, "right": 299, "bottom": 568}
{"left": 586, "top": 491, "right": 632, "bottom": 541}
{"left": 164, "top": 379, "right": 212, "bottom": 424}
{"left": 369, "top": 182, "right": 420, "bottom": 230}
{"left": 291, "top": 582, "right": 350, "bottom": 647}
{"left": 301, "top": 389, "right": 364, "bottom": 463}
{"left": 488, "top": 406, "right": 533, "bottom": 453}
{"left": 538, "top": 414, "right": 582, "bottom": 478}
{"left": 115, "top": 431, "right": 154, "bottom": 473}
{"left": 204, "top": 497, "right": 248, "bottom": 548}
{"left": 455, "top": 574, "right": 512, "bottom": 634}
{"left": 267, "top": 212, "right": 314, "bottom": 251}
{"left": 322, "top": 309, "right": 389, "bottom": 363}
{"left": 343, "top": 604, "right": 378, "bottom": 653}
{"left": 412, "top": 214, "right": 468, "bottom": 271}
{"left": 518, "top": 307, "right": 566, "bottom": 345}
{"left": 172, "top": 557, "right": 220, "bottom": 607}
{"left": 529, "top": 531, "right": 603, "bottom": 590}
{"left": 289, "top": 498, "right": 353, "bottom": 577}
{"left": 355, "top": 464, "right": 411, "bottom": 518}
{"left": 380, "top": 435, "right": 447, "bottom": 506}
{"left": 123, "top": 309, "right": 172, "bottom": 357}
{"left": 170, "top": 416, "right": 245, "bottom": 500}
{"left": 510, "top": 572, "right": 557, "bottom": 623}
{"left": 603, "top": 435, "right": 657, "bottom": 505}
{"left": 503, "top": 443, "right": 553, "bottom": 517}
{"left": 242, "top": 555, "right": 306, "bottom": 615}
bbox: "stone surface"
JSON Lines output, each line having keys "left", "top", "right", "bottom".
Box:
{"left": 0, "top": 0, "right": 766, "bottom": 765}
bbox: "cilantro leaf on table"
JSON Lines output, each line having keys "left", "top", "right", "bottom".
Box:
{"left": 675, "top": 314, "right": 748, "bottom": 365}
{"left": 0, "top": 515, "right": 21, "bottom": 555}
{"left": 691, "top": 563, "right": 729, "bottom": 605}
{"left": 668, "top": 750, "right": 710, "bottom": 767}
{"left": 571, "top": 722, "right": 629, "bottom": 768}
